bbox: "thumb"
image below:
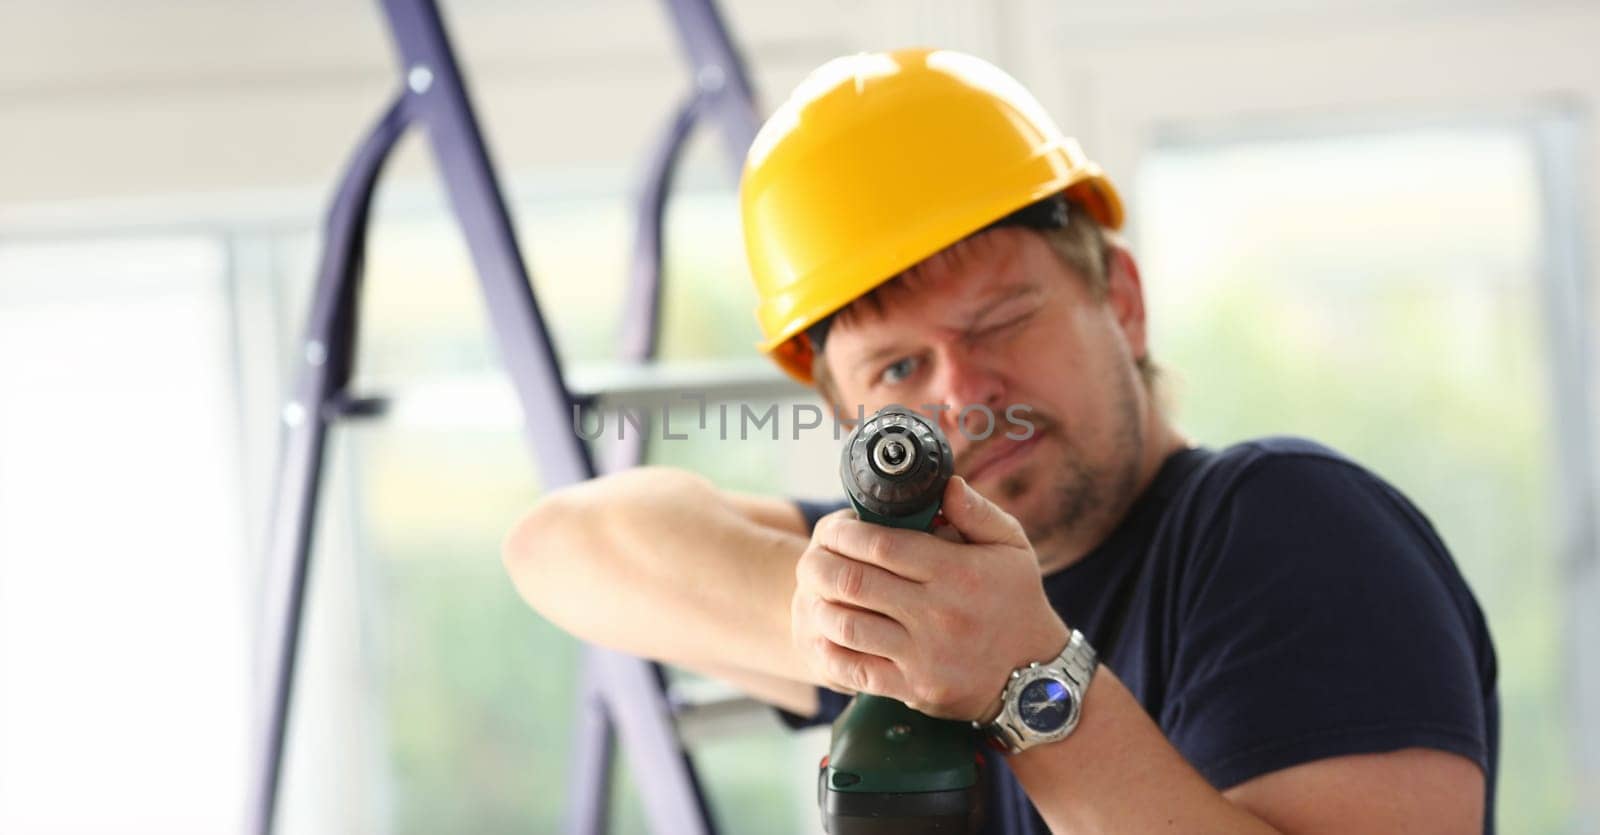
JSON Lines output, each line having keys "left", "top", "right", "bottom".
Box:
{"left": 939, "top": 476, "right": 1027, "bottom": 548}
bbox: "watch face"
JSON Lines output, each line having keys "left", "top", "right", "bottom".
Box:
{"left": 1018, "top": 677, "right": 1074, "bottom": 734}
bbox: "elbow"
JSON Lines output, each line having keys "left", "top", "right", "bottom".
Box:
{"left": 501, "top": 492, "right": 577, "bottom": 612}
{"left": 499, "top": 467, "right": 712, "bottom": 628}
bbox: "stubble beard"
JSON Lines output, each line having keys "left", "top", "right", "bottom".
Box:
{"left": 1001, "top": 369, "right": 1147, "bottom": 556}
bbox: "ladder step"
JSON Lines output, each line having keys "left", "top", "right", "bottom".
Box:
{"left": 325, "top": 392, "right": 389, "bottom": 419}
{"left": 330, "top": 360, "right": 806, "bottom": 429}
{"left": 569, "top": 358, "right": 801, "bottom": 403}
{"left": 669, "top": 680, "right": 788, "bottom": 746}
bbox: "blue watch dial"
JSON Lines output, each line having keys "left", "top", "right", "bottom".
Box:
{"left": 1017, "top": 678, "right": 1074, "bottom": 733}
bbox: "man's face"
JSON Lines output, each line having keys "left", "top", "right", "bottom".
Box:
{"left": 819, "top": 227, "right": 1151, "bottom": 553}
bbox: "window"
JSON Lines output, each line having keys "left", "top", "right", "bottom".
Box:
{"left": 0, "top": 237, "right": 250, "bottom": 832}
{"left": 1138, "top": 122, "right": 1580, "bottom": 831}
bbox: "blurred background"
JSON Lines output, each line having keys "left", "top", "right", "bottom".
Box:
{"left": 1, "top": 0, "right": 1597, "bottom": 832}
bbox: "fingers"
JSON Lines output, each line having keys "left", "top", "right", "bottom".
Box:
{"left": 797, "top": 545, "right": 922, "bottom": 619}
{"left": 814, "top": 513, "right": 942, "bottom": 582}
{"left": 810, "top": 598, "right": 911, "bottom": 659}
{"left": 938, "top": 476, "right": 1027, "bottom": 548}
{"left": 811, "top": 637, "right": 909, "bottom": 701}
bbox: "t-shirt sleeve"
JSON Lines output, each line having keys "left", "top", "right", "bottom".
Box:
{"left": 1163, "top": 452, "right": 1493, "bottom": 789}
{"left": 774, "top": 497, "right": 854, "bottom": 730}
{"left": 795, "top": 497, "right": 852, "bottom": 531}
{"left": 775, "top": 687, "right": 854, "bottom": 730}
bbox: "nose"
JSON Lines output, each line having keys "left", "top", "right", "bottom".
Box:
{"left": 926, "top": 344, "right": 1004, "bottom": 444}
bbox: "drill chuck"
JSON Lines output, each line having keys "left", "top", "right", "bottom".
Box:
{"left": 841, "top": 405, "right": 953, "bottom": 520}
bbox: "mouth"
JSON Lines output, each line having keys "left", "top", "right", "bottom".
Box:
{"left": 962, "top": 432, "right": 1044, "bottom": 485}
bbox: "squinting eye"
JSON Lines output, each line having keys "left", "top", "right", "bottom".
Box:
{"left": 983, "top": 313, "right": 1030, "bottom": 336}
{"left": 880, "top": 356, "right": 919, "bottom": 386}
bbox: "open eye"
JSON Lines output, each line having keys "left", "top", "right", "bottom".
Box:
{"left": 879, "top": 356, "right": 920, "bottom": 387}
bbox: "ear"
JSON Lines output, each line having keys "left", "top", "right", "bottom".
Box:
{"left": 1104, "top": 244, "right": 1148, "bottom": 363}
{"left": 811, "top": 349, "right": 852, "bottom": 425}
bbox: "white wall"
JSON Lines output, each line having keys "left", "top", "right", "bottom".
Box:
{"left": 0, "top": 0, "right": 848, "bottom": 213}
{"left": 2, "top": 0, "right": 1594, "bottom": 240}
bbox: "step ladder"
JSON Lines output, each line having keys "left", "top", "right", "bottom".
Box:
{"left": 247, "top": 1, "right": 778, "bottom": 832}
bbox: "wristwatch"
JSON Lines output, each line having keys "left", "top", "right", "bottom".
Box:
{"left": 979, "top": 629, "right": 1098, "bottom": 754}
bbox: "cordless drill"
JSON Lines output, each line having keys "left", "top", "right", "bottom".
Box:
{"left": 820, "top": 405, "right": 986, "bottom": 834}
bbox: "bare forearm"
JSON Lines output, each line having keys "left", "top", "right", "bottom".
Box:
{"left": 1008, "top": 670, "right": 1278, "bottom": 835}
{"left": 693, "top": 660, "right": 820, "bottom": 717}
{"left": 501, "top": 467, "right": 809, "bottom": 681}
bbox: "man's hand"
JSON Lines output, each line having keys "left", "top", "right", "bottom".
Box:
{"left": 791, "top": 475, "right": 1070, "bottom": 722}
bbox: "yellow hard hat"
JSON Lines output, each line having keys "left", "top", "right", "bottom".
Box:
{"left": 740, "top": 48, "right": 1124, "bottom": 384}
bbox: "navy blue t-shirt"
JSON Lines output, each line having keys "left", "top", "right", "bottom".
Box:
{"left": 784, "top": 437, "right": 1498, "bottom": 833}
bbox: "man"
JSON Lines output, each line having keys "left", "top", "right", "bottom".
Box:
{"left": 503, "top": 48, "right": 1498, "bottom": 833}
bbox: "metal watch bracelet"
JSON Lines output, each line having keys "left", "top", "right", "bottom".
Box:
{"left": 979, "top": 629, "right": 1098, "bottom": 755}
